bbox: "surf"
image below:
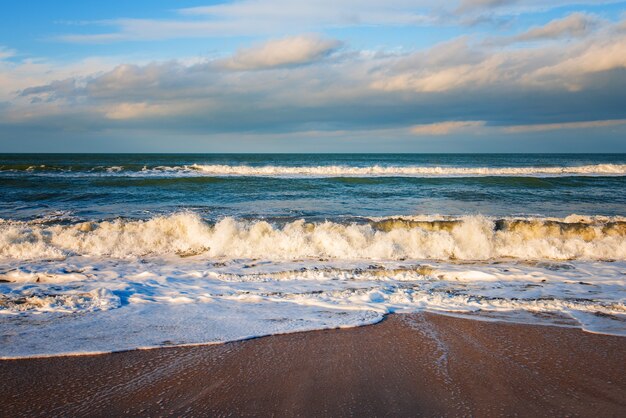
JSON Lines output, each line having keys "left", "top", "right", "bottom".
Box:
{"left": 2, "top": 212, "right": 625, "bottom": 261}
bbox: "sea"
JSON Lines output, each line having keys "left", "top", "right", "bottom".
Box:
{"left": 1, "top": 153, "right": 625, "bottom": 357}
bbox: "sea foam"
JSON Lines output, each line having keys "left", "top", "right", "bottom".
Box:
{"left": 1, "top": 213, "right": 625, "bottom": 261}
{"left": 1, "top": 258, "right": 624, "bottom": 357}
{"left": 3, "top": 163, "right": 626, "bottom": 177}
{"left": 187, "top": 163, "right": 626, "bottom": 177}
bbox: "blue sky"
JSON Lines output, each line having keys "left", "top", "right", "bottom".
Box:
{"left": 1, "top": 0, "right": 625, "bottom": 152}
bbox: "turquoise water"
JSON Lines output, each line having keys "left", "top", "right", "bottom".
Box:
{"left": 1, "top": 153, "right": 625, "bottom": 221}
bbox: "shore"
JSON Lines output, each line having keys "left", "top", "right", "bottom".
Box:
{"left": 1, "top": 312, "right": 625, "bottom": 417}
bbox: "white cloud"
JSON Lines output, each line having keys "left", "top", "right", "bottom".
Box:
{"left": 530, "top": 34, "right": 626, "bottom": 85}
{"left": 104, "top": 102, "right": 170, "bottom": 120}
{"left": 0, "top": 47, "right": 16, "bottom": 60}
{"left": 514, "top": 12, "right": 598, "bottom": 42}
{"left": 57, "top": 1, "right": 434, "bottom": 43}
{"left": 219, "top": 35, "right": 341, "bottom": 70}
{"left": 51, "top": 1, "right": 625, "bottom": 43}
{"left": 371, "top": 16, "right": 626, "bottom": 94}
{"left": 179, "top": 0, "right": 433, "bottom": 26}
{"left": 6, "top": 17, "right": 626, "bottom": 138}
{"left": 410, "top": 121, "right": 486, "bottom": 135}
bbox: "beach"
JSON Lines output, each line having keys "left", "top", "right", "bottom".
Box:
{"left": 2, "top": 312, "right": 624, "bottom": 417}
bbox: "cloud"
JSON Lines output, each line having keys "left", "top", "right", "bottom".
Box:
{"left": 219, "top": 35, "right": 341, "bottom": 70}
{"left": 0, "top": 53, "right": 126, "bottom": 106}
{"left": 57, "top": 33, "right": 127, "bottom": 44}
{"left": 504, "top": 119, "right": 626, "bottom": 133}
{"left": 528, "top": 33, "right": 626, "bottom": 90}
{"left": 514, "top": 12, "right": 598, "bottom": 42}
{"left": 0, "top": 47, "right": 16, "bottom": 60}
{"left": 56, "top": 1, "right": 434, "bottom": 43}
{"left": 457, "top": 0, "right": 516, "bottom": 13}
{"left": 371, "top": 17, "right": 626, "bottom": 93}
{"left": 179, "top": 0, "right": 432, "bottom": 25}
{"left": 370, "top": 38, "right": 512, "bottom": 93}
{"left": 410, "top": 120, "right": 486, "bottom": 135}
{"left": 104, "top": 102, "right": 175, "bottom": 120}
{"left": 50, "top": 1, "right": 624, "bottom": 43}
{"left": 3, "top": 3, "right": 626, "bottom": 152}
{"left": 6, "top": 18, "right": 626, "bottom": 142}
{"left": 457, "top": 0, "right": 620, "bottom": 15}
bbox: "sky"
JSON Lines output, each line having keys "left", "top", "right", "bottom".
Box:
{"left": 0, "top": 0, "right": 625, "bottom": 152}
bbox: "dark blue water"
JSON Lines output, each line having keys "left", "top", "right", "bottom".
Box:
{"left": 1, "top": 153, "right": 625, "bottom": 222}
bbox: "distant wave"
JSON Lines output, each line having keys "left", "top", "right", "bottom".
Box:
{"left": 2, "top": 213, "right": 625, "bottom": 261}
{"left": 185, "top": 163, "right": 626, "bottom": 177}
{"left": 2, "top": 163, "right": 626, "bottom": 177}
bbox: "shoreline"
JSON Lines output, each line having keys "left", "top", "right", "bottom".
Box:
{"left": 2, "top": 312, "right": 625, "bottom": 416}
{"left": 0, "top": 308, "right": 618, "bottom": 361}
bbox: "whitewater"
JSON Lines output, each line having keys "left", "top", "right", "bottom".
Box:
{"left": 1, "top": 212, "right": 625, "bottom": 358}
{"left": 2, "top": 213, "right": 626, "bottom": 261}
{"left": 2, "top": 163, "right": 626, "bottom": 177}
{"left": 187, "top": 163, "right": 626, "bottom": 177}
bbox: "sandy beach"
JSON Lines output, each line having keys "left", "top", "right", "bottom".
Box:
{"left": 1, "top": 312, "right": 624, "bottom": 417}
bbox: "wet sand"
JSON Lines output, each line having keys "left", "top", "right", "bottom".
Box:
{"left": 1, "top": 312, "right": 625, "bottom": 417}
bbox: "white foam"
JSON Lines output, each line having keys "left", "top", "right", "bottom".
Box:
{"left": 0, "top": 257, "right": 624, "bottom": 358}
{"left": 1, "top": 213, "right": 624, "bottom": 261}
{"left": 0, "top": 288, "right": 119, "bottom": 314}
{"left": 5, "top": 163, "right": 625, "bottom": 178}
{"left": 184, "top": 163, "right": 626, "bottom": 177}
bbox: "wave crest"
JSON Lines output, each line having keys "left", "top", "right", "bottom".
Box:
{"left": 187, "top": 163, "right": 626, "bottom": 177}
{"left": 2, "top": 163, "right": 626, "bottom": 177}
{"left": 1, "top": 213, "right": 625, "bottom": 261}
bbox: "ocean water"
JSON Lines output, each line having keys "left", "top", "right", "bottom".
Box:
{"left": 1, "top": 153, "right": 625, "bottom": 357}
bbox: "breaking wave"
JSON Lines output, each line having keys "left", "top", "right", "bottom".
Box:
{"left": 186, "top": 163, "right": 626, "bottom": 177}
{"left": 2, "top": 213, "right": 625, "bottom": 261}
{"left": 2, "top": 163, "right": 626, "bottom": 177}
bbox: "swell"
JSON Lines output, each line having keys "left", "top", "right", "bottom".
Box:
{"left": 1, "top": 213, "right": 625, "bottom": 261}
